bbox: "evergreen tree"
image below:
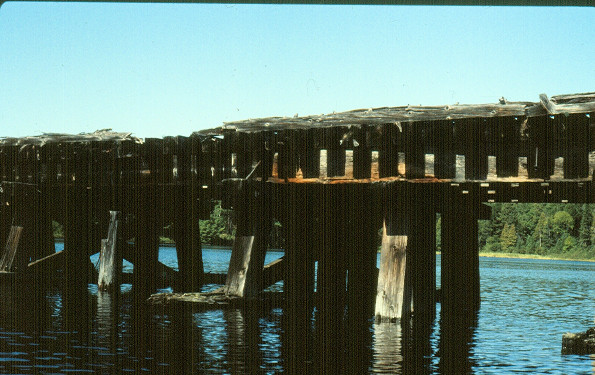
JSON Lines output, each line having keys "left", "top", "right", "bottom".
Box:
{"left": 500, "top": 223, "right": 517, "bottom": 252}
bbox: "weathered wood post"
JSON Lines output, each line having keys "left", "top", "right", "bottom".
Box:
{"left": 375, "top": 183, "right": 411, "bottom": 322}
{"left": 223, "top": 179, "right": 271, "bottom": 298}
{"left": 98, "top": 211, "right": 122, "bottom": 291}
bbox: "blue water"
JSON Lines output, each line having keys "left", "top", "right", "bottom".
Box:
{"left": 0, "top": 245, "right": 593, "bottom": 374}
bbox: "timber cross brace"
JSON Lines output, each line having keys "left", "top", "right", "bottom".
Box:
{"left": 0, "top": 91, "right": 593, "bottom": 321}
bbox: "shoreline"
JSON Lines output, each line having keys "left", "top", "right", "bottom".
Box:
{"left": 477, "top": 251, "right": 595, "bottom": 263}
{"left": 54, "top": 239, "right": 594, "bottom": 262}
{"left": 437, "top": 250, "right": 594, "bottom": 263}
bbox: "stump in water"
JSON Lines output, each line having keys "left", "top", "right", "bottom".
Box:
{"left": 562, "top": 328, "right": 595, "bottom": 354}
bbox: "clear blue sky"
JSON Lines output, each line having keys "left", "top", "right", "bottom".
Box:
{"left": 1, "top": 3, "right": 593, "bottom": 138}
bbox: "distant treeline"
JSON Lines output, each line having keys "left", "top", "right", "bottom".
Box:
{"left": 52, "top": 202, "right": 595, "bottom": 260}
{"left": 438, "top": 203, "right": 595, "bottom": 260}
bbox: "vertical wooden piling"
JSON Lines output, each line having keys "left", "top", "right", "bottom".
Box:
{"left": 408, "top": 184, "right": 436, "bottom": 319}
{"left": 223, "top": 180, "right": 271, "bottom": 297}
{"left": 278, "top": 130, "right": 299, "bottom": 179}
{"left": 465, "top": 118, "right": 488, "bottom": 180}
{"left": 434, "top": 120, "right": 456, "bottom": 179}
{"left": 375, "top": 183, "right": 411, "bottom": 322}
{"left": 494, "top": 116, "right": 520, "bottom": 177}
{"left": 64, "top": 143, "right": 92, "bottom": 292}
{"left": 316, "top": 184, "right": 348, "bottom": 373}
{"left": 563, "top": 113, "right": 590, "bottom": 179}
{"left": 404, "top": 122, "right": 426, "bottom": 179}
{"left": 527, "top": 116, "right": 556, "bottom": 179}
{"left": 346, "top": 184, "right": 380, "bottom": 324}
{"left": 98, "top": 211, "right": 122, "bottom": 291}
{"left": 132, "top": 141, "right": 160, "bottom": 301}
{"left": 378, "top": 123, "right": 400, "bottom": 178}
{"left": 281, "top": 183, "right": 316, "bottom": 373}
{"left": 353, "top": 126, "right": 372, "bottom": 179}
{"left": 441, "top": 184, "right": 480, "bottom": 312}
{"left": 326, "top": 128, "right": 346, "bottom": 177}
{"left": 299, "top": 129, "right": 321, "bottom": 178}
{"left": 375, "top": 217, "right": 410, "bottom": 322}
{"left": 174, "top": 136, "right": 204, "bottom": 292}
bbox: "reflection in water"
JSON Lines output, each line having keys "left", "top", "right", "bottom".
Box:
{"left": 438, "top": 308, "right": 479, "bottom": 375}
{"left": 0, "top": 253, "right": 594, "bottom": 374}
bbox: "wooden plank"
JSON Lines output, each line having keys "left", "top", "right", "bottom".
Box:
{"left": 27, "top": 249, "right": 63, "bottom": 272}
{"left": 299, "top": 129, "right": 321, "bottom": 178}
{"left": 378, "top": 123, "right": 399, "bottom": 178}
{"left": 404, "top": 122, "right": 425, "bottom": 179}
{"left": 353, "top": 126, "right": 372, "bottom": 179}
{"left": 494, "top": 116, "right": 520, "bottom": 177}
{"left": 433, "top": 120, "right": 456, "bottom": 179}
{"left": 325, "top": 127, "right": 346, "bottom": 177}
{"left": 464, "top": 118, "right": 488, "bottom": 180}
{"left": 196, "top": 93, "right": 595, "bottom": 134}
{"left": 277, "top": 130, "right": 298, "bottom": 179}
{"left": 563, "top": 113, "right": 590, "bottom": 179}
{"left": 527, "top": 115, "right": 556, "bottom": 179}
{"left": 0, "top": 226, "right": 23, "bottom": 272}
{"left": 255, "top": 131, "right": 275, "bottom": 180}
{"left": 235, "top": 132, "right": 253, "bottom": 178}
{"left": 98, "top": 211, "right": 121, "bottom": 291}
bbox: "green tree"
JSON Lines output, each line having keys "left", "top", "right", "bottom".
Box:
{"left": 578, "top": 204, "right": 592, "bottom": 247}
{"left": 500, "top": 223, "right": 517, "bottom": 252}
{"left": 551, "top": 211, "right": 574, "bottom": 237}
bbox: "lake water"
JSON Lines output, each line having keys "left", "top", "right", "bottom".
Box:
{"left": 0, "top": 244, "right": 593, "bottom": 374}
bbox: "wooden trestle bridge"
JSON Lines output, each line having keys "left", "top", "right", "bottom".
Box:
{"left": 0, "top": 92, "right": 593, "bottom": 329}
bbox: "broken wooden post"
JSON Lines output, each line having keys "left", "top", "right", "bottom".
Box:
{"left": 98, "top": 211, "right": 122, "bottom": 291}
{"left": 375, "top": 183, "right": 411, "bottom": 322}
{"left": 223, "top": 180, "right": 271, "bottom": 298}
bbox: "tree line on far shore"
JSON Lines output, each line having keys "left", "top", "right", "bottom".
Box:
{"left": 52, "top": 202, "right": 595, "bottom": 260}
{"left": 437, "top": 203, "right": 595, "bottom": 260}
